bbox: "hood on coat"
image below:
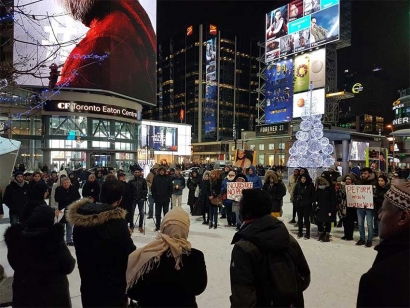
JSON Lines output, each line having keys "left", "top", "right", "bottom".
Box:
{"left": 360, "top": 172, "right": 376, "bottom": 184}
{"left": 66, "top": 198, "right": 126, "bottom": 227}
{"left": 316, "top": 176, "right": 330, "bottom": 187}
{"left": 202, "top": 170, "right": 211, "bottom": 180}
{"left": 342, "top": 173, "right": 359, "bottom": 184}
{"left": 232, "top": 215, "right": 290, "bottom": 252}
{"left": 264, "top": 170, "right": 279, "bottom": 184}
{"left": 248, "top": 166, "right": 257, "bottom": 177}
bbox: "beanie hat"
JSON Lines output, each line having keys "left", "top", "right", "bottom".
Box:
{"left": 26, "top": 205, "right": 55, "bottom": 228}
{"left": 384, "top": 182, "right": 410, "bottom": 211}
{"left": 14, "top": 171, "right": 23, "bottom": 177}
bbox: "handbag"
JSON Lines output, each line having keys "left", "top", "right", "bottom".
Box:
{"left": 194, "top": 186, "right": 200, "bottom": 198}
{"left": 210, "top": 195, "right": 223, "bottom": 207}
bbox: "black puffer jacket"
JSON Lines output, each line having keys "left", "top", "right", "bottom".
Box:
{"left": 373, "top": 183, "right": 390, "bottom": 214}
{"left": 3, "top": 180, "right": 29, "bottom": 216}
{"left": 81, "top": 180, "right": 101, "bottom": 202}
{"left": 293, "top": 181, "right": 315, "bottom": 208}
{"left": 315, "top": 172, "right": 337, "bottom": 223}
{"left": 4, "top": 223, "right": 76, "bottom": 307}
{"left": 151, "top": 173, "right": 173, "bottom": 204}
{"left": 230, "top": 215, "right": 311, "bottom": 307}
{"left": 67, "top": 199, "right": 136, "bottom": 307}
{"left": 187, "top": 175, "right": 201, "bottom": 206}
{"left": 262, "top": 179, "right": 287, "bottom": 212}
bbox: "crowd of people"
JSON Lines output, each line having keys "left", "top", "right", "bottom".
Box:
{"left": 0, "top": 162, "right": 409, "bottom": 307}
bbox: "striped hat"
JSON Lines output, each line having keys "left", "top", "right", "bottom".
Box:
{"left": 384, "top": 182, "right": 410, "bottom": 211}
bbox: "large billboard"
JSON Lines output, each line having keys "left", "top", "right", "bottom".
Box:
{"left": 265, "top": 0, "right": 339, "bottom": 63}
{"left": 13, "top": 0, "right": 157, "bottom": 105}
{"left": 265, "top": 58, "right": 294, "bottom": 124}
{"left": 204, "top": 37, "right": 217, "bottom": 139}
{"left": 138, "top": 125, "right": 178, "bottom": 152}
{"left": 293, "top": 48, "right": 326, "bottom": 93}
{"left": 293, "top": 88, "right": 325, "bottom": 118}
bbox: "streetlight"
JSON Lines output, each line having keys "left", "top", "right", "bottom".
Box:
{"left": 387, "top": 124, "right": 395, "bottom": 172}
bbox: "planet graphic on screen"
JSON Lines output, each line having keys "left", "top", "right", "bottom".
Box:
{"left": 311, "top": 60, "right": 323, "bottom": 73}
{"left": 297, "top": 98, "right": 305, "bottom": 107}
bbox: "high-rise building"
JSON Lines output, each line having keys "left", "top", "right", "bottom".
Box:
{"left": 144, "top": 23, "right": 259, "bottom": 143}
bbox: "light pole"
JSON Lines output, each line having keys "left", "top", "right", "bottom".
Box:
{"left": 387, "top": 124, "right": 395, "bottom": 172}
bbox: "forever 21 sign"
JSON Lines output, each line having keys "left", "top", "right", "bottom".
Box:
{"left": 256, "top": 122, "right": 289, "bottom": 137}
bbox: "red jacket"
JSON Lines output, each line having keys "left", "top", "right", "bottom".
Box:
{"left": 58, "top": 0, "right": 156, "bottom": 104}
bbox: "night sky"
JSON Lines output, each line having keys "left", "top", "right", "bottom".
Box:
{"left": 157, "top": 0, "right": 410, "bottom": 122}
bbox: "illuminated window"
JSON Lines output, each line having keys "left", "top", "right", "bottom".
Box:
{"left": 268, "top": 143, "right": 275, "bottom": 150}
{"left": 259, "top": 144, "right": 264, "bottom": 151}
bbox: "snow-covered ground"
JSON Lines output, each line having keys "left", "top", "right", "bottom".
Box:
{"left": 0, "top": 183, "right": 378, "bottom": 308}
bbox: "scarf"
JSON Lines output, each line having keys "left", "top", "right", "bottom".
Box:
{"left": 126, "top": 207, "right": 191, "bottom": 289}
{"left": 14, "top": 179, "right": 25, "bottom": 187}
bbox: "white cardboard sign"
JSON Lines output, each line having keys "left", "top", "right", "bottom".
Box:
{"left": 346, "top": 185, "right": 374, "bottom": 209}
{"left": 227, "top": 182, "right": 253, "bottom": 201}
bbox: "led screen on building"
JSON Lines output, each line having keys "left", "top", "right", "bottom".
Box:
{"left": 265, "top": 0, "right": 339, "bottom": 63}
{"left": 138, "top": 125, "right": 178, "bottom": 152}
{"left": 293, "top": 88, "right": 325, "bottom": 118}
{"left": 293, "top": 48, "right": 326, "bottom": 93}
{"left": 13, "top": 0, "right": 157, "bottom": 105}
{"left": 265, "top": 58, "right": 294, "bottom": 124}
{"left": 204, "top": 37, "right": 217, "bottom": 139}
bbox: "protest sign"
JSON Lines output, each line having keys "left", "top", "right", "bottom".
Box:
{"left": 346, "top": 185, "right": 374, "bottom": 209}
{"left": 227, "top": 182, "right": 253, "bottom": 200}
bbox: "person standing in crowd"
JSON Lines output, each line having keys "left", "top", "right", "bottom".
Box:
{"left": 230, "top": 189, "right": 311, "bottom": 307}
{"left": 246, "top": 166, "right": 262, "bottom": 189}
{"left": 3, "top": 171, "right": 29, "bottom": 225}
{"left": 199, "top": 171, "right": 211, "bottom": 225}
{"left": 5, "top": 205, "right": 76, "bottom": 307}
{"left": 67, "top": 179, "right": 136, "bottom": 307}
{"left": 50, "top": 171, "right": 67, "bottom": 210}
{"left": 55, "top": 177, "right": 81, "bottom": 246}
{"left": 23, "top": 170, "right": 33, "bottom": 183}
{"left": 41, "top": 163, "right": 49, "bottom": 174}
{"left": 95, "top": 169, "right": 105, "bottom": 188}
{"left": 151, "top": 166, "right": 173, "bottom": 231}
{"left": 357, "top": 182, "right": 410, "bottom": 307}
{"left": 47, "top": 170, "right": 58, "bottom": 189}
{"left": 68, "top": 172, "right": 80, "bottom": 190}
{"left": 288, "top": 168, "right": 300, "bottom": 224}
{"left": 293, "top": 174, "right": 314, "bottom": 239}
{"left": 126, "top": 207, "right": 207, "bottom": 307}
{"left": 117, "top": 171, "right": 135, "bottom": 234}
{"left": 315, "top": 171, "right": 337, "bottom": 243}
{"left": 128, "top": 167, "right": 148, "bottom": 233}
{"left": 187, "top": 170, "right": 201, "bottom": 215}
{"left": 208, "top": 170, "right": 222, "bottom": 229}
{"left": 356, "top": 167, "right": 377, "bottom": 247}
{"left": 146, "top": 164, "right": 160, "bottom": 219}
{"left": 220, "top": 165, "right": 232, "bottom": 181}
{"left": 81, "top": 174, "right": 101, "bottom": 203}
{"left": 171, "top": 167, "right": 186, "bottom": 209}
{"left": 20, "top": 182, "right": 50, "bottom": 224}
{"left": 373, "top": 174, "right": 390, "bottom": 238}
{"left": 337, "top": 173, "right": 358, "bottom": 241}
{"left": 222, "top": 171, "right": 236, "bottom": 227}
{"left": 232, "top": 174, "right": 248, "bottom": 230}
{"left": 262, "top": 171, "right": 286, "bottom": 218}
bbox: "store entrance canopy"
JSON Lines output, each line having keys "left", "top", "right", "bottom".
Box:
{"left": 0, "top": 137, "right": 21, "bottom": 192}
{"left": 391, "top": 129, "right": 410, "bottom": 137}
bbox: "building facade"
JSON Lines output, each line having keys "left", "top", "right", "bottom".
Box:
{"left": 144, "top": 23, "right": 259, "bottom": 143}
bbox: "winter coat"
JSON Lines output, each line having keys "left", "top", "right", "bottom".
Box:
{"left": 55, "top": 185, "right": 81, "bottom": 224}
{"left": 246, "top": 166, "right": 262, "bottom": 189}
{"left": 151, "top": 173, "right": 173, "bottom": 204}
{"left": 20, "top": 200, "right": 48, "bottom": 225}
{"left": 128, "top": 176, "right": 148, "bottom": 201}
{"left": 3, "top": 180, "right": 29, "bottom": 216}
{"left": 315, "top": 176, "right": 337, "bottom": 223}
{"left": 210, "top": 178, "right": 222, "bottom": 198}
{"left": 357, "top": 233, "right": 409, "bottom": 307}
{"left": 288, "top": 174, "right": 299, "bottom": 202}
{"left": 81, "top": 180, "right": 101, "bottom": 202}
{"left": 199, "top": 175, "right": 211, "bottom": 210}
{"left": 119, "top": 180, "right": 134, "bottom": 214}
{"left": 4, "top": 223, "right": 76, "bottom": 307}
{"left": 358, "top": 172, "right": 377, "bottom": 187}
{"left": 262, "top": 173, "right": 287, "bottom": 212}
{"left": 373, "top": 183, "right": 390, "bottom": 215}
{"left": 230, "top": 215, "right": 311, "bottom": 307}
{"left": 187, "top": 176, "right": 201, "bottom": 206}
{"left": 127, "top": 248, "right": 207, "bottom": 307}
{"left": 293, "top": 182, "right": 314, "bottom": 209}
{"left": 69, "top": 175, "right": 80, "bottom": 191}
{"left": 171, "top": 174, "right": 186, "bottom": 196}
{"left": 67, "top": 199, "right": 136, "bottom": 307}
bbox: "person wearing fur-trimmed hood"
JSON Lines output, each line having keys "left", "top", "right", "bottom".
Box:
{"left": 66, "top": 179, "right": 136, "bottom": 307}
{"left": 315, "top": 171, "right": 337, "bottom": 242}
{"left": 126, "top": 207, "right": 207, "bottom": 307}
{"left": 263, "top": 171, "right": 286, "bottom": 218}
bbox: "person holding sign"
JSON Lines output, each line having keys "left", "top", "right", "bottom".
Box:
{"left": 315, "top": 172, "right": 337, "bottom": 243}
{"left": 356, "top": 182, "right": 410, "bottom": 308}
{"left": 356, "top": 168, "right": 377, "bottom": 247}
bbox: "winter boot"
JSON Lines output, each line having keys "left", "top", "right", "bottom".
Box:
{"left": 322, "top": 233, "right": 330, "bottom": 242}
{"left": 318, "top": 232, "right": 324, "bottom": 241}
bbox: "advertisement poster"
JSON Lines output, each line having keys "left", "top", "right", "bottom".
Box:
{"left": 294, "top": 54, "right": 310, "bottom": 93}
{"left": 13, "top": 0, "right": 157, "bottom": 105}
{"left": 234, "top": 149, "right": 256, "bottom": 168}
{"left": 293, "top": 48, "right": 326, "bottom": 93}
{"left": 349, "top": 141, "right": 369, "bottom": 161}
{"left": 346, "top": 185, "right": 374, "bottom": 209}
{"left": 366, "top": 147, "right": 388, "bottom": 173}
{"left": 227, "top": 182, "right": 254, "bottom": 201}
{"left": 204, "top": 37, "right": 217, "bottom": 139}
{"left": 293, "top": 88, "right": 325, "bottom": 118}
{"left": 139, "top": 125, "right": 178, "bottom": 152}
{"left": 265, "top": 59, "right": 294, "bottom": 123}
{"left": 265, "top": 0, "right": 339, "bottom": 63}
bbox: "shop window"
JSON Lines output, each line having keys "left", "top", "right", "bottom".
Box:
{"left": 269, "top": 143, "right": 275, "bottom": 150}
{"left": 259, "top": 144, "right": 265, "bottom": 151}
{"left": 249, "top": 144, "right": 255, "bottom": 150}
{"left": 268, "top": 155, "right": 274, "bottom": 166}
{"left": 258, "top": 154, "right": 264, "bottom": 165}
{"left": 278, "top": 142, "right": 285, "bottom": 150}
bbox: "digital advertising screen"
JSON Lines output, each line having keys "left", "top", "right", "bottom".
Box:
{"left": 293, "top": 88, "right": 325, "bottom": 118}
{"left": 265, "top": 59, "right": 294, "bottom": 124}
{"left": 293, "top": 48, "right": 326, "bottom": 93}
{"left": 204, "top": 37, "right": 218, "bottom": 139}
{"left": 13, "top": 0, "right": 157, "bottom": 105}
{"left": 139, "top": 125, "right": 178, "bottom": 152}
{"left": 265, "top": 0, "right": 339, "bottom": 63}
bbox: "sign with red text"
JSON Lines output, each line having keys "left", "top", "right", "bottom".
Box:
{"left": 346, "top": 185, "right": 374, "bottom": 209}
{"left": 227, "top": 182, "right": 253, "bottom": 201}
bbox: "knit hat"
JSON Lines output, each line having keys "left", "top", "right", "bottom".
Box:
{"left": 227, "top": 171, "right": 236, "bottom": 180}
{"left": 26, "top": 205, "right": 55, "bottom": 228}
{"left": 384, "top": 182, "right": 410, "bottom": 211}
{"left": 234, "top": 174, "right": 247, "bottom": 182}
{"left": 14, "top": 171, "right": 23, "bottom": 177}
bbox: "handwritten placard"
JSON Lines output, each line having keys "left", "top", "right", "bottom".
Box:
{"left": 227, "top": 182, "right": 253, "bottom": 201}
{"left": 346, "top": 185, "right": 374, "bottom": 209}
